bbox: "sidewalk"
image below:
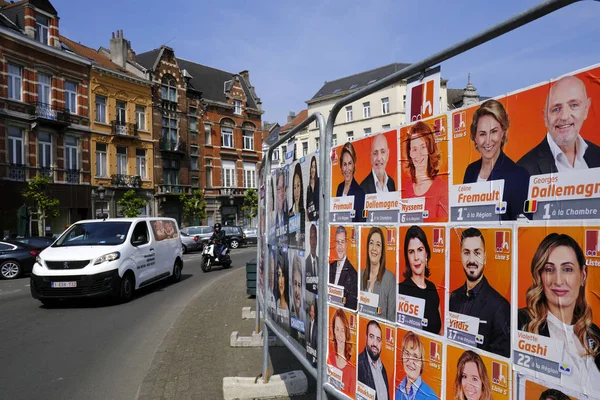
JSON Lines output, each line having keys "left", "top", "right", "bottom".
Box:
{"left": 136, "top": 267, "right": 317, "bottom": 400}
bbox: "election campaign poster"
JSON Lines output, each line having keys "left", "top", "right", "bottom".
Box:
{"left": 515, "top": 374, "right": 584, "bottom": 400}
{"left": 330, "top": 129, "right": 399, "bottom": 224}
{"left": 327, "top": 305, "right": 358, "bottom": 398}
{"left": 258, "top": 177, "right": 266, "bottom": 304}
{"left": 446, "top": 343, "right": 511, "bottom": 400}
{"left": 273, "top": 245, "right": 291, "bottom": 334}
{"left": 450, "top": 63, "right": 600, "bottom": 222}
{"left": 288, "top": 157, "right": 310, "bottom": 250}
{"left": 265, "top": 245, "right": 278, "bottom": 322}
{"left": 395, "top": 328, "right": 443, "bottom": 400}
{"left": 356, "top": 315, "right": 395, "bottom": 400}
{"left": 448, "top": 226, "right": 512, "bottom": 359}
{"left": 289, "top": 248, "right": 306, "bottom": 345}
{"left": 358, "top": 226, "right": 397, "bottom": 323}
{"left": 273, "top": 166, "right": 289, "bottom": 246}
{"left": 305, "top": 151, "right": 321, "bottom": 223}
{"left": 399, "top": 114, "right": 450, "bottom": 223}
{"left": 397, "top": 225, "right": 446, "bottom": 336}
{"left": 405, "top": 66, "right": 442, "bottom": 123}
{"left": 328, "top": 225, "right": 359, "bottom": 311}
{"left": 515, "top": 224, "right": 600, "bottom": 398}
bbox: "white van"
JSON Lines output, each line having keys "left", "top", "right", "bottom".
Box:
{"left": 30, "top": 217, "right": 183, "bottom": 306}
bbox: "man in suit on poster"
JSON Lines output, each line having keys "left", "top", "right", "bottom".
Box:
{"left": 306, "top": 300, "right": 318, "bottom": 350}
{"left": 358, "top": 320, "right": 390, "bottom": 400}
{"left": 305, "top": 224, "right": 318, "bottom": 293}
{"left": 360, "top": 133, "right": 396, "bottom": 194}
{"left": 517, "top": 75, "right": 600, "bottom": 175}
{"left": 328, "top": 225, "right": 358, "bottom": 310}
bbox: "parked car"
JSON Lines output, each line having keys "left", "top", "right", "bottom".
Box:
{"left": 0, "top": 240, "right": 42, "bottom": 279}
{"left": 180, "top": 226, "right": 214, "bottom": 246}
{"left": 11, "top": 236, "right": 55, "bottom": 250}
{"left": 243, "top": 228, "right": 257, "bottom": 245}
{"left": 180, "top": 232, "right": 202, "bottom": 254}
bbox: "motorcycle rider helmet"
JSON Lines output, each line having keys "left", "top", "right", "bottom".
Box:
{"left": 214, "top": 223, "right": 222, "bottom": 231}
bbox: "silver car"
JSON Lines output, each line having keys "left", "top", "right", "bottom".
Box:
{"left": 180, "top": 226, "right": 214, "bottom": 249}
{"left": 180, "top": 232, "right": 202, "bottom": 254}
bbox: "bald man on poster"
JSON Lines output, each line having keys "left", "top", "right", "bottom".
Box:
{"left": 517, "top": 75, "right": 600, "bottom": 175}
{"left": 360, "top": 133, "right": 396, "bottom": 194}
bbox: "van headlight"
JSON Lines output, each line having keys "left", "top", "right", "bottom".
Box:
{"left": 94, "top": 251, "right": 121, "bottom": 265}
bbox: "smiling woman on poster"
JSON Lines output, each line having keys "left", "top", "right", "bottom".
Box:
{"left": 518, "top": 233, "right": 600, "bottom": 389}
{"left": 398, "top": 225, "right": 442, "bottom": 335}
{"left": 328, "top": 307, "right": 356, "bottom": 396}
{"left": 453, "top": 350, "right": 492, "bottom": 400}
{"left": 289, "top": 163, "right": 306, "bottom": 247}
{"left": 335, "top": 142, "right": 366, "bottom": 223}
{"left": 403, "top": 121, "right": 448, "bottom": 220}
{"left": 462, "top": 99, "right": 530, "bottom": 220}
{"left": 361, "top": 227, "right": 396, "bottom": 322}
{"left": 276, "top": 253, "right": 291, "bottom": 332}
{"left": 306, "top": 155, "right": 319, "bottom": 221}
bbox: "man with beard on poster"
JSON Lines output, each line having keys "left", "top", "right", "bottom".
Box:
{"left": 358, "top": 320, "right": 390, "bottom": 400}
{"left": 329, "top": 225, "right": 358, "bottom": 310}
{"left": 360, "top": 133, "right": 396, "bottom": 193}
{"left": 517, "top": 75, "right": 600, "bottom": 174}
{"left": 449, "top": 227, "right": 510, "bottom": 358}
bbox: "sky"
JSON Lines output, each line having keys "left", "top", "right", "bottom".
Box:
{"left": 54, "top": 0, "right": 600, "bottom": 125}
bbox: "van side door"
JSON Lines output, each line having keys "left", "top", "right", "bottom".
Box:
{"left": 130, "top": 221, "right": 156, "bottom": 286}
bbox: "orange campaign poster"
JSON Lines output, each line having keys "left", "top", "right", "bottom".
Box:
{"left": 450, "top": 63, "right": 600, "bottom": 222}
{"left": 514, "top": 225, "right": 600, "bottom": 399}
{"left": 399, "top": 114, "right": 449, "bottom": 223}
{"left": 327, "top": 305, "right": 358, "bottom": 398}
{"left": 328, "top": 225, "right": 359, "bottom": 311}
{"left": 356, "top": 315, "right": 395, "bottom": 400}
{"left": 517, "top": 376, "right": 584, "bottom": 400}
{"left": 446, "top": 344, "right": 510, "bottom": 400}
{"left": 448, "top": 226, "right": 512, "bottom": 359}
{"left": 330, "top": 129, "right": 399, "bottom": 224}
{"left": 397, "top": 225, "right": 446, "bottom": 336}
{"left": 394, "top": 328, "right": 443, "bottom": 400}
{"left": 358, "top": 226, "right": 397, "bottom": 323}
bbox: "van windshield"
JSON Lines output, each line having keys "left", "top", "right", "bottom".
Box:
{"left": 53, "top": 222, "right": 132, "bottom": 247}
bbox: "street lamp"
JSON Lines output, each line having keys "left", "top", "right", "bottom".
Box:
{"left": 97, "top": 184, "right": 106, "bottom": 219}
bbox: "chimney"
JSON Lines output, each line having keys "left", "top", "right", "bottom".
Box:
{"left": 287, "top": 111, "right": 296, "bottom": 123}
{"left": 109, "top": 29, "right": 130, "bottom": 68}
{"left": 239, "top": 70, "right": 249, "bottom": 82}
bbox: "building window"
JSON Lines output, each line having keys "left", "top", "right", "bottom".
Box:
{"left": 222, "top": 160, "right": 236, "bottom": 187}
{"left": 206, "top": 160, "right": 213, "bottom": 187}
{"left": 37, "top": 73, "right": 51, "bottom": 104}
{"left": 272, "top": 149, "right": 279, "bottom": 162}
{"left": 302, "top": 141, "right": 308, "bottom": 156}
{"left": 332, "top": 134, "right": 337, "bottom": 146}
{"left": 190, "top": 145, "right": 199, "bottom": 170}
{"left": 347, "top": 131, "right": 354, "bottom": 142}
{"left": 345, "top": 106, "right": 353, "bottom": 122}
{"left": 116, "top": 101, "right": 126, "bottom": 124}
{"left": 65, "top": 136, "right": 78, "bottom": 170}
{"left": 282, "top": 145, "right": 287, "bottom": 161}
{"left": 161, "top": 75, "right": 177, "bottom": 102}
{"left": 135, "top": 105, "right": 145, "bottom": 130}
{"left": 315, "top": 138, "right": 319, "bottom": 150}
{"left": 221, "top": 127, "right": 233, "bottom": 148}
{"left": 363, "top": 101, "right": 371, "bottom": 118}
{"left": 243, "top": 162, "right": 256, "bottom": 188}
{"left": 315, "top": 119, "right": 319, "bottom": 129}
{"left": 403, "top": 95, "right": 406, "bottom": 111}
{"left": 243, "top": 130, "right": 254, "bottom": 150}
{"left": 364, "top": 127, "right": 371, "bottom": 137}
{"left": 189, "top": 107, "right": 197, "bottom": 132}
{"left": 234, "top": 100, "right": 242, "bottom": 115}
{"left": 95, "top": 95, "right": 106, "bottom": 123}
{"left": 38, "top": 132, "right": 52, "bottom": 168}
{"left": 35, "top": 14, "right": 49, "bottom": 45}
{"left": 7, "top": 64, "right": 22, "bottom": 101}
{"left": 204, "top": 123, "right": 211, "bottom": 145}
{"left": 136, "top": 149, "right": 146, "bottom": 179}
{"left": 382, "top": 97, "right": 390, "bottom": 114}
{"left": 8, "top": 126, "right": 24, "bottom": 165}
{"left": 95, "top": 143, "right": 107, "bottom": 177}
{"left": 162, "top": 117, "right": 177, "bottom": 142}
{"left": 191, "top": 176, "right": 199, "bottom": 188}
{"left": 116, "top": 146, "right": 127, "bottom": 175}
{"left": 163, "top": 159, "right": 179, "bottom": 185}
{"left": 382, "top": 124, "right": 391, "bottom": 129}
{"left": 65, "top": 81, "right": 77, "bottom": 113}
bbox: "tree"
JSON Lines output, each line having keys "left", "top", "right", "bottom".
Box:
{"left": 180, "top": 189, "right": 207, "bottom": 224}
{"left": 22, "top": 175, "right": 59, "bottom": 236}
{"left": 241, "top": 189, "right": 258, "bottom": 222}
{"left": 117, "top": 189, "right": 147, "bottom": 217}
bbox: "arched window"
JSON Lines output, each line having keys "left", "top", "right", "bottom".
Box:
{"left": 161, "top": 75, "right": 177, "bottom": 102}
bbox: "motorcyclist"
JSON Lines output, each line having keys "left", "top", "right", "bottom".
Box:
{"left": 209, "top": 223, "right": 226, "bottom": 261}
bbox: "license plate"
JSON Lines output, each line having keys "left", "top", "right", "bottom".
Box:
{"left": 51, "top": 281, "right": 77, "bottom": 288}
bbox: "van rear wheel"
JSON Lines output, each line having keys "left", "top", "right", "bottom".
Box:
{"left": 119, "top": 272, "right": 134, "bottom": 303}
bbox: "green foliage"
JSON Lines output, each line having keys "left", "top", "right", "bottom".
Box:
{"left": 180, "top": 189, "right": 207, "bottom": 221}
{"left": 241, "top": 188, "right": 258, "bottom": 219}
{"left": 117, "top": 189, "right": 147, "bottom": 217}
{"left": 22, "top": 175, "right": 60, "bottom": 234}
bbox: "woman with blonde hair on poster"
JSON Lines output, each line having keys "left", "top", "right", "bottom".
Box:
{"left": 328, "top": 307, "right": 356, "bottom": 396}
{"left": 518, "top": 233, "right": 600, "bottom": 390}
{"left": 361, "top": 226, "right": 396, "bottom": 322}
{"left": 403, "top": 121, "right": 448, "bottom": 220}
{"left": 453, "top": 350, "right": 492, "bottom": 400}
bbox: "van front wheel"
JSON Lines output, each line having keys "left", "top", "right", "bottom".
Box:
{"left": 119, "top": 272, "right": 134, "bottom": 303}
{"left": 171, "top": 260, "right": 182, "bottom": 282}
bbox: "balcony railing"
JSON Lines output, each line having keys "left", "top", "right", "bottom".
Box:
{"left": 38, "top": 166, "right": 54, "bottom": 182}
{"left": 157, "top": 184, "right": 192, "bottom": 195}
{"left": 111, "top": 121, "right": 138, "bottom": 137}
{"left": 66, "top": 169, "right": 80, "bottom": 184}
{"left": 8, "top": 164, "right": 26, "bottom": 181}
{"left": 159, "top": 138, "right": 187, "bottom": 154}
{"left": 111, "top": 174, "right": 142, "bottom": 188}
{"left": 30, "top": 102, "right": 71, "bottom": 124}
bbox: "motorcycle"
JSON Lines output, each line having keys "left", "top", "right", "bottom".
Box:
{"left": 200, "top": 240, "right": 232, "bottom": 272}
